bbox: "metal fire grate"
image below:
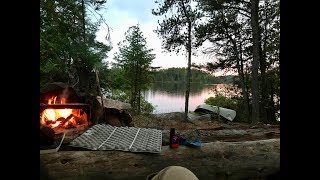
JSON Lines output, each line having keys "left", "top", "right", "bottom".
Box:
{"left": 69, "top": 124, "right": 162, "bottom": 153}
{"left": 40, "top": 103, "right": 91, "bottom": 119}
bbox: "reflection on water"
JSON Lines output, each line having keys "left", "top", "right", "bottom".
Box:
{"left": 144, "top": 83, "right": 239, "bottom": 114}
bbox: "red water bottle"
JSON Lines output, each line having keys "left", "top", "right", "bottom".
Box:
{"left": 170, "top": 128, "right": 180, "bottom": 148}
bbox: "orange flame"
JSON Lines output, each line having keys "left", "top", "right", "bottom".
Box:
{"left": 40, "top": 96, "right": 87, "bottom": 129}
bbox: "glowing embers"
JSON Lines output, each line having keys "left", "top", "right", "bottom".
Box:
{"left": 40, "top": 96, "right": 89, "bottom": 130}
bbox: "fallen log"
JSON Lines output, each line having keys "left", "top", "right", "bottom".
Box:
{"left": 161, "top": 127, "right": 280, "bottom": 145}
{"left": 40, "top": 138, "right": 280, "bottom": 180}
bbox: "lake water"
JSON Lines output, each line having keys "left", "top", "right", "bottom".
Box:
{"left": 143, "top": 83, "right": 239, "bottom": 114}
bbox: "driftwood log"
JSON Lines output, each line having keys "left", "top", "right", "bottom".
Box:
{"left": 40, "top": 138, "right": 280, "bottom": 180}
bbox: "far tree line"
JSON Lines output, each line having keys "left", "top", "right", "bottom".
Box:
{"left": 152, "top": 67, "right": 235, "bottom": 84}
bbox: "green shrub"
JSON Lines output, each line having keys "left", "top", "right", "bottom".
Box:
{"left": 106, "top": 89, "right": 130, "bottom": 103}
{"left": 140, "top": 97, "right": 155, "bottom": 116}
{"left": 204, "top": 94, "right": 249, "bottom": 123}
{"left": 204, "top": 94, "right": 238, "bottom": 110}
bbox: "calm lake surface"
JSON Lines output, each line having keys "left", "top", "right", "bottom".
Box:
{"left": 143, "top": 82, "right": 239, "bottom": 114}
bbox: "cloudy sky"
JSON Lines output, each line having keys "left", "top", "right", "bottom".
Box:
{"left": 95, "top": 0, "right": 214, "bottom": 69}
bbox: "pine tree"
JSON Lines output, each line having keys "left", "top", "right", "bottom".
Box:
{"left": 114, "top": 25, "right": 155, "bottom": 114}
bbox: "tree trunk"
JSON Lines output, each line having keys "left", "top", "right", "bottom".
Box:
{"left": 81, "top": 0, "right": 86, "bottom": 41}
{"left": 237, "top": 61, "right": 250, "bottom": 121}
{"left": 220, "top": 10, "right": 250, "bottom": 122}
{"left": 250, "top": 0, "right": 261, "bottom": 124}
{"left": 132, "top": 62, "right": 139, "bottom": 114}
{"left": 259, "top": 38, "right": 268, "bottom": 123}
{"left": 267, "top": 77, "right": 276, "bottom": 122}
{"left": 239, "top": 49, "right": 250, "bottom": 122}
{"left": 260, "top": 0, "right": 270, "bottom": 123}
{"left": 77, "top": 64, "right": 91, "bottom": 94}
{"left": 219, "top": 9, "right": 251, "bottom": 122}
{"left": 137, "top": 66, "right": 143, "bottom": 115}
{"left": 129, "top": 92, "right": 135, "bottom": 112}
{"left": 241, "top": 58, "right": 251, "bottom": 116}
{"left": 184, "top": 21, "right": 192, "bottom": 121}
{"left": 180, "top": 0, "right": 192, "bottom": 121}
{"left": 232, "top": 46, "right": 250, "bottom": 122}
{"left": 138, "top": 89, "right": 141, "bottom": 114}
{"left": 40, "top": 139, "right": 280, "bottom": 180}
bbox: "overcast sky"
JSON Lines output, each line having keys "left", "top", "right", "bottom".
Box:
{"left": 95, "top": 0, "right": 214, "bottom": 69}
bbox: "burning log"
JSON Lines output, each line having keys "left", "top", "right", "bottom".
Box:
{"left": 40, "top": 82, "right": 91, "bottom": 130}
{"left": 64, "top": 122, "right": 76, "bottom": 129}
{"left": 45, "top": 120, "right": 53, "bottom": 126}
{"left": 40, "top": 99, "right": 90, "bottom": 131}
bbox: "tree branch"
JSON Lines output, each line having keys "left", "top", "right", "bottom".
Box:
{"left": 222, "top": 5, "right": 251, "bottom": 16}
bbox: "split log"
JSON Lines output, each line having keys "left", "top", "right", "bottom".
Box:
{"left": 40, "top": 138, "right": 280, "bottom": 180}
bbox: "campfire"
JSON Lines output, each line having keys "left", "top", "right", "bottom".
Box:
{"left": 40, "top": 82, "right": 134, "bottom": 147}
{"left": 40, "top": 82, "right": 92, "bottom": 134}
{"left": 40, "top": 96, "right": 89, "bottom": 130}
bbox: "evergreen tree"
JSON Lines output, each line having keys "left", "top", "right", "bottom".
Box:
{"left": 40, "top": 0, "right": 111, "bottom": 94}
{"left": 114, "top": 25, "right": 155, "bottom": 114}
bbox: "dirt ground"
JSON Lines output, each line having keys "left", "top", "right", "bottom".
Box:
{"left": 41, "top": 112, "right": 280, "bottom": 180}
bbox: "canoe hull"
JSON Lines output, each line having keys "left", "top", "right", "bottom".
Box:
{"left": 193, "top": 104, "right": 236, "bottom": 121}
